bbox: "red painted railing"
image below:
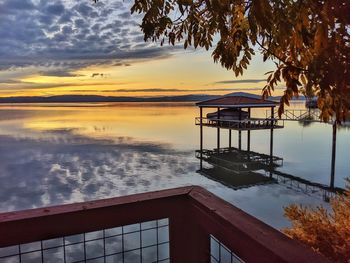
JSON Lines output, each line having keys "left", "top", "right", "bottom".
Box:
{"left": 0, "top": 186, "right": 329, "bottom": 263}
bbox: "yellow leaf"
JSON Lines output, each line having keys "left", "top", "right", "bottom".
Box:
{"left": 300, "top": 74, "right": 307, "bottom": 85}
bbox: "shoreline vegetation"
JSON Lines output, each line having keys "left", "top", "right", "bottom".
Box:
{"left": 0, "top": 94, "right": 308, "bottom": 104}
{"left": 283, "top": 179, "right": 350, "bottom": 261}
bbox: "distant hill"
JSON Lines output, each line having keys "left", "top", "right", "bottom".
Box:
{"left": 0, "top": 94, "right": 306, "bottom": 104}
{"left": 0, "top": 94, "right": 220, "bottom": 103}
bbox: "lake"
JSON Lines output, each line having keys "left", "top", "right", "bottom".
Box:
{"left": 0, "top": 102, "right": 348, "bottom": 229}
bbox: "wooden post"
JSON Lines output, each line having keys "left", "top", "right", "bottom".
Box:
{"left": 170, "top": 204, "right": 210, "bottom": 263}
{"left": 247, "top": 108, "right": 251, "bottom": 152}
{"left": 330, "top": 122, "right": 337, "bottom": 189}
{"left": 200, "top": 107, "right": 203, "bottom": 170}
{"left": 217, "top": 107, "right": 220, "bottom": 154}
{"left": 270, "top": 107, "right": 274, "bottom": 157}
{"left": 269, "top": 107, "right": 274, "bottom": 177}
{"left": 229, "top": 129, "right": 232, "bottom": 150}
{"left": 238, "top": 108, "right": 242, "bottom": 151}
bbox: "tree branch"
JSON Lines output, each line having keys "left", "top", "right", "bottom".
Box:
{"left": 256, "top": 39, "right": 307, "bottom": 72}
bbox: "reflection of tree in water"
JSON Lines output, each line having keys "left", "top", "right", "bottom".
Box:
{"left": 338, "top": 122, "right": 350, "bottom": 130}
{"left": 297, "top": 114, "right": 315, "bottom": 127}
{"left": 0, "top": 130, "right": 197, "bottom": 212}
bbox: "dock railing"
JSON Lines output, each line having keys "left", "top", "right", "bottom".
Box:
{"left": 195, "top": 117, "right": 284, "bottom": 130}
{"left": 265, "top": 109, "right": 320, "bottom": 122}
{"left": 0, "top": 186, "right": 328, "bottom": 263}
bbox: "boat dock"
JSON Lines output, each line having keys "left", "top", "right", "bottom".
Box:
{"left": 196, "top": 93, "right": 279, "bottom": 165}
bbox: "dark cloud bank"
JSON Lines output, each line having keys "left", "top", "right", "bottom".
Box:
{"left": 0, "top": 0, "right": 178, "bottom": 75}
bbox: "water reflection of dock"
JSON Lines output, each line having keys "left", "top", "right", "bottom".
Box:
{"left": 196, "top": 147, "right": 344, "bottom": 201}
{"left": 198, "top": 167, "right": 274, "bottom": 190}
{"left": 195, "top": 148, "right": 283, "bottom": 173}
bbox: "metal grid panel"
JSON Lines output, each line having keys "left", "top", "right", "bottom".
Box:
{"left": 210, "top": 235, "right": 244, "bottom": 263}
{"left": 0, "top": 219, "right": 169, "bottom": 263}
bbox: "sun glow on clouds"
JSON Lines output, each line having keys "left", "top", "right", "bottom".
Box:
{"left": 0, "top": 0, "right": 278, "bottom": 98}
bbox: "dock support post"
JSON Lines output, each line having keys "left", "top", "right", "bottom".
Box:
{"left": 200, "top": 107, "right": 203, "bottom": 170}
{"left": 270, "top": 107, "right": 274, "bottom": 157}
{"left": 247, "top": 108, "right": 251, "bottom": 152}
{"left": 217, "top": 107, "right": 220, "bottom": 154}
{"left": 238, "top": 132, "right": 242, "bottom": 150}
{"left": 238, "top": 108, "right": 242, "bottom": 151}
{"left": 269, "top": 107, "right": 274, "bottom": 177}
{"left": 229, "top": 129, "right": 232, "bottom": 150}
{"left": 330, "top": 122, "right": 337, "bottom": 189}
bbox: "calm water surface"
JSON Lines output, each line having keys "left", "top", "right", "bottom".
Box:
{"left": 0, "top": 102, "right": 349, "bottom": 229}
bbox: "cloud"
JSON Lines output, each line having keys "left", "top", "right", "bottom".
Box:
{"left": 0, "top": 0, "right": 35, "bottom": 13}
{"left": 45, "top": 2, "right": 65, "bottom": 16}
{"left": 0, "top": 0, "right": 178, "bottom": 74}
{"left": 213, "top": 79, "right": 267, "bottom": 84}
{"left": 39, "top": 70, "right": 85, "bottom": 77}
{"left": 103, "top": 88, "right": 251, "bottom": 93}
{"left": 0, "top": 80, "right": 117, "bottom": 91}
{"left": 0, "top": 79, "right": 23, "bottom": 84}
{"left": 70, "top": 88, "right": 268, "bottom": 93}
{"left": 91, "top": 73, "right": 111, "bottom": 78}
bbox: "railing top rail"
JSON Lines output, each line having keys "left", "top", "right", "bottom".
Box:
{"left": 196, "top": 117, "right": 281, "bottom": 123}
{"left": 0, "top": 187, "right": 193, "bottom": 224}
{"left": 0, "top": 186, "right": 192, "bottom": 247}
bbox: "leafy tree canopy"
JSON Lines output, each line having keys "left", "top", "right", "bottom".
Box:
{"left": 95, "top": 0, "right": 350, "bottom": 123}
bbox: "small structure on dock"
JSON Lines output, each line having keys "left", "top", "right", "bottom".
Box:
{"left": 196, "top": 92, "right": 283, "bottom": 130}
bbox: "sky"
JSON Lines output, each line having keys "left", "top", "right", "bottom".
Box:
{"left": 0, "top": 0, "right": 281, "bottom": 98}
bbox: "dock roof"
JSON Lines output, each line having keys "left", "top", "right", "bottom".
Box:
{"left": 196, "top": 92, "right": 278, "bottom": 108}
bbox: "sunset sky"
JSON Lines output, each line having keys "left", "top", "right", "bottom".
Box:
{"left": 0, "top": 0, "right": 283, "bottom": 98}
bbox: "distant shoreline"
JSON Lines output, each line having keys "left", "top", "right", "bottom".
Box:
{"left": 0, "top": 94, "right": 306, "bottom": 104}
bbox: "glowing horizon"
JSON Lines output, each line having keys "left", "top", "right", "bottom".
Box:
{"left": 0, "top": 50, "right": 283, "bottom": 98}
{"left": 0, "top": 0, "right": 283, "bottom": 99}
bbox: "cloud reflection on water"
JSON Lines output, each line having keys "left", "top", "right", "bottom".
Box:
{"left": 0, "top": 127, "right": 333, "bottom": 229}
{"left": 0, "top": 129, "right": 198, "bottom": 212}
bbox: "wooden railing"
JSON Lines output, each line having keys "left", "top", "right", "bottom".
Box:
{"left": 266, "top": 109, "right": 321, "bottom": 122}
{"left": 0, "top": 186, "right": 329, "bottom": 263}
{"left": 195, "top": 117, "right": 284, "bottom": 130}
